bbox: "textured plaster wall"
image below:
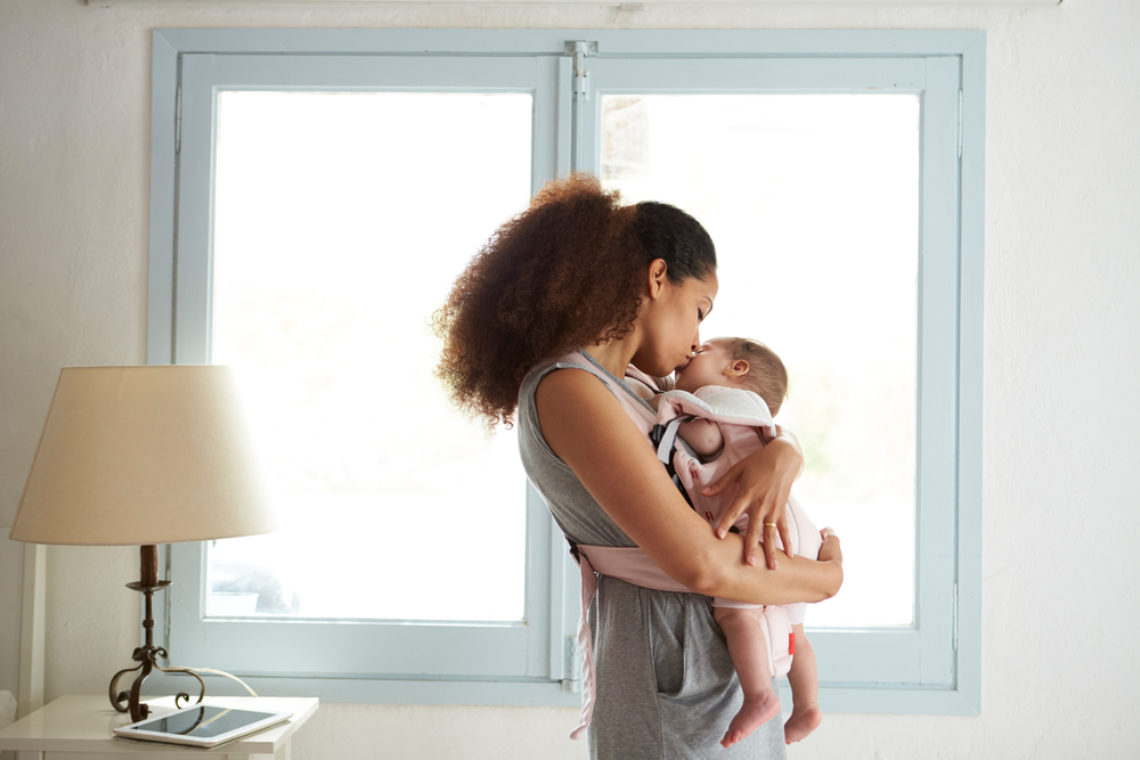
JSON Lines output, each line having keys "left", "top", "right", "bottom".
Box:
{"left": 2, "top": 0, "right": 1139, "bottom": 758}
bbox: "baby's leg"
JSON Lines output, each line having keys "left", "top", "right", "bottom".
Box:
{"left": 714, "top": 605, "right": 781, "bottom": 748}
{"left": 783, "top": 624, "right": 822, "bottom": 744}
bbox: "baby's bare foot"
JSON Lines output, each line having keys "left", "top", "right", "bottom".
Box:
{"left": 720, "top": 691, "right": 781, "bottom": 748}
{"left": 783, "top": 705, "right": 822, "bottom": 744}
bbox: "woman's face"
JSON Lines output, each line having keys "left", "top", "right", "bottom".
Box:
{"left": 633, "top": 269, "right": 718, "bottom": 378}
{"left": 674, "top": 339, "right": 733, "bottom": 393}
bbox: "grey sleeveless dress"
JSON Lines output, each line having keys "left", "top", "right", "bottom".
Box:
{"left": 517, "top": 351, "right": 787, "bottom": 760}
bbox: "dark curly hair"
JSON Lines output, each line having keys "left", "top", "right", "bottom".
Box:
{"left": 434, "top": 174, "right": 716, "bottom": 428}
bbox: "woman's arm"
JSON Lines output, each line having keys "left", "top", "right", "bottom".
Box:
{"left": 535, "top": 369, "right": 842, "bottom": 605}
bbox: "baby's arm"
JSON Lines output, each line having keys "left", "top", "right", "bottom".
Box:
{"left": 648, "top": 391, "right": 723, "bottom": 456}
{"left": 678, "top": 417, "right": 725, "bottom": 458}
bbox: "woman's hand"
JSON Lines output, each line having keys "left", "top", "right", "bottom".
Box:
{"left": 702, "top": 434, "right": 803, "bottom": 569}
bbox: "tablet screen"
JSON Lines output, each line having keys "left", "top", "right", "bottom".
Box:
{"left": 115, "top": 705, "right": 291, "bottom": 747}
{"left": 139, "top": 706, "right": 274, "bottom": 738}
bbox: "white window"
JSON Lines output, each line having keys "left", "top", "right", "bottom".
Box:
{"left": 151, "top": 29, "right": 983, "bottom": 712}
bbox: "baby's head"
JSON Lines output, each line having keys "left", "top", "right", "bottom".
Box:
{"left": 675, "top": 336, "right": 788, "bottom": 415}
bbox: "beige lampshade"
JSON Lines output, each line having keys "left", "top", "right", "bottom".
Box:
{"left": 10, "top": 365, "right": 277, "bottom": 546}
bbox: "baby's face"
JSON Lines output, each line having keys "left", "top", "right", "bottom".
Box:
{"left": 675, "top": 339, "right": 733, "bottom": 393}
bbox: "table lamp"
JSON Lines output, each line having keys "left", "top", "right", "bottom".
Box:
{"left": 9, "top": 366, "right": 277, "bottom": 722}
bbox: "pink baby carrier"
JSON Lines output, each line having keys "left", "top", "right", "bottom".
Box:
{"left": 561, "top": 354, "right": 821, "bottom": 739}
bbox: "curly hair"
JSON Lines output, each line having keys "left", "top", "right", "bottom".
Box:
{"left": 434, "top": 174, "right": 715, "bottom": 427}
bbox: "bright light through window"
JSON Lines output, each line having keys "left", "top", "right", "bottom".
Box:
{"left": 602, "top": 94, "right": 920, "bottom": 627}
{"left": 207, "top": 91, "right": 533, "bottom": 622}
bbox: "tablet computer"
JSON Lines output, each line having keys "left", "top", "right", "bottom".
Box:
{"left": 113, "top": 704, "right": 292, "bottom": 748}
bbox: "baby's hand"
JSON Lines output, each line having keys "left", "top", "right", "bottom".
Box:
{"left": 818, "top": 527, "right": 842, "bottom": 564}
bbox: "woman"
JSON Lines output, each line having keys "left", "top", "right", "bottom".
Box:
{"left": 436, "top": 175, "right": 842, "bottom": 759}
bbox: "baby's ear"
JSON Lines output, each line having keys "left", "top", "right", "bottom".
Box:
{"left": 726, "top": 359, "right": 750, "bottom": 378}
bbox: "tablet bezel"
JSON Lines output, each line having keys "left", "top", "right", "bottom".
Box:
{"left": 113, "top": 704, "right": 292, "bottom": 748}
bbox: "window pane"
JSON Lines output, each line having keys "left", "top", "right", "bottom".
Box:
{"left": 207, "top": 91, "right": 532, "bottom": 622}
{"left": 602, "top": 94, "right": 919, "bottom": 627}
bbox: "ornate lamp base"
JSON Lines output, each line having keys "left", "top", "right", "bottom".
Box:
{"left": 108, "top": 545, "right": 205, "bottom": 722}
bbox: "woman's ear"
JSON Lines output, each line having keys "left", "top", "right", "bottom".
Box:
{"left": 646, "top": 258, "right": 668, "bottom": 300}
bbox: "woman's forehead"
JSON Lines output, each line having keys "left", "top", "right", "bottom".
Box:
{"left": 703, "top": 270, "right": 720, "bottom": 295}
{"left": 688, "top": 272, "right": 719, "bottom": 300}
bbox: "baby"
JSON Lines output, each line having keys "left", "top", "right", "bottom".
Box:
{"left": 658, "top": 337, "right": 823, "bottom": 748}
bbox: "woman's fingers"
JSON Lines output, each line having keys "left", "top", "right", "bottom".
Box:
{"left": 702, "top": 462, "right": 737, "bottom": 499}
{"left": 761, "top": 520, "right": 780, "bottom": 570}
{"left": 732, "top": 491, "right": 781, "bottom": 569}
{"left": 740, "top": 508, "right": 764, "bottom": 566}
{"left": 705, "top": 443, "right": 805, "bottom": 568}
{"left": 723, "top": 485, "right": 767, "bottom": 566}
{"left": 774, "top": 484, "right": 795, "bottom": 560}
{"left": 778, "top": 523, "right": 794, "bottom": 561}
{"left": 708, "top": 459, "right": 747, "bottom": 538}
{"left": 763, "top": 501, "right": 789, "bottom": 570}
{"left": 707, "top": 459, "right": 787, "bottom": 567}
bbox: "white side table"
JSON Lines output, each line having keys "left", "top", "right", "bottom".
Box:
{"left": 0, "top": 694, "right": 319, "bottom": 760}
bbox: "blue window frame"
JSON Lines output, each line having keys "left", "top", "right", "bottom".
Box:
{"left": 149, "top": 28, "right": 983, "bottom": 713}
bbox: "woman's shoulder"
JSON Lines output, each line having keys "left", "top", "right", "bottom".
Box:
{"left": 522, "top": 351, "right": 649, "bottom": 408}
{"left": 521, "top": 350, "right": 598, "bottom": 389}
{"left": 531, "top": 362, "right": 631, "bottom": 424}
{"left": 530, "top": 353, "right": 659, "bottom": 437}
{"left": 518, "top": 351, "right": 629, "bottom": 440}
{"left": 518, "top": 352, "right": 590, "bottom": 406}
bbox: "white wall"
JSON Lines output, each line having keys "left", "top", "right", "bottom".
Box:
{"left": 2, "top": 0, "right": 1139, "bottom": 757}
